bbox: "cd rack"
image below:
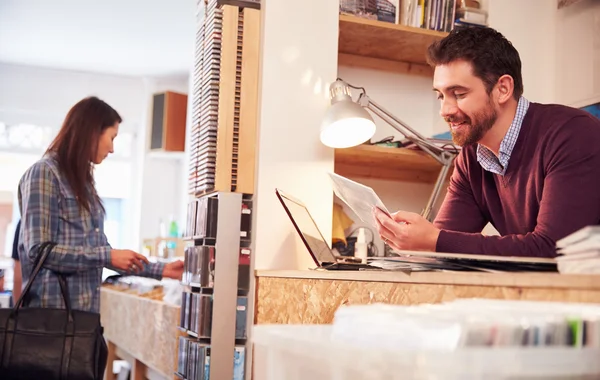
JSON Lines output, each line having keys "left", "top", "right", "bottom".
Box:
{"left": 176, "top": 192, "right": 251, "bottom": 380}
{"left": 188, "top": 0, "right": 260, "bottom": 197}
{"left": 179, "top": 0, "right": 259, "bottom": 377}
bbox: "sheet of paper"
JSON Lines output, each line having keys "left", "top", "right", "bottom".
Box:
{"left": 328, "top": 172, "right": 392, "bottom": 230}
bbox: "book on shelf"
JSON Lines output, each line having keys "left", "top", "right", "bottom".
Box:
{"left": 340, "top": 0, "right": 400, "bottom": 23}
{"left": 401, "top": 0, "right": 459, "bottom": 32}
{"left": 340, "top": 0, "right": 489, "bottom": 32}
{"left": 379, "top": 130, "right": 460, "bottom": 152}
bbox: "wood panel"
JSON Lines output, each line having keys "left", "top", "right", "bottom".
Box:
{"left": 255, "top": 270, "right": 600, "bottom": 289}
{"left": 338, "top": 15, "right": 447, "bottom": 66}
{"left": 164, "top": 92, "right": 188, "bottom": 152}
{"left": 214, "top": 5, "right": 239, "bottom": 192}
{"left": 236, "top": 8, "right": 261, "bottom": 194}
{"left": 334, "top": 144, "right": 442, "bottom": 182}
{"left": 255, "top": 276, "right": 600, "bottom": 325}
{"left": 338, "top": 53, "right": 434, "bottom": 77}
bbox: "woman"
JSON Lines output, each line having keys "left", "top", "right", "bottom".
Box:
{"left": 18, "top": 96, "right": 183, "bottom": 312}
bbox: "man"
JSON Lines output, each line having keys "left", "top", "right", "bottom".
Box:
{"left": 374, "top": 26, "right": 600, "bottom": 258}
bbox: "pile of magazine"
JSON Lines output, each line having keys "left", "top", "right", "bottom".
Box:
{"left": 556, "top": 226, "right": 600, "bottom": 274}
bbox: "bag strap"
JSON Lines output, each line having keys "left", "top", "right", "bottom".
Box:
{"left": 12, "top": 242, "right": 57, "bottom": 312}
{"left": 2, "top": 241, "right": 58, "bottom": 369}
{"left": 57, "top": 274, "right": 75, "bottom": 380}
{"left": 56, "top": 275, "right": 74, "bottom": 321}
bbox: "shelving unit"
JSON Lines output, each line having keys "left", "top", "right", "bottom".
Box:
{"left": 337, "top": 15, "right": 448, "bottom": 74}
{"left": 177, "top": 192, "right": 250, "bottom": 380}
{"left": 334, "top": 145, "right": 442, "bottom": 183}
{"left": 334, "top": 15, "right": 452, "bottom": 185}
{"left": 175, "top": 0, "right": 257, "bottom": 379}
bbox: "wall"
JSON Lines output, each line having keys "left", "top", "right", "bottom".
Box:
{"left": 487, "top": 0, "right": 559, "bottom": 104}
{"left": 337, "top": 66, "right": 443, "bottom": 140}
{"left": 555, "top": 0, "right": 600, "bottom": 107}
{"left": 252, "top": 0, "right": 339, "bottom": 270}
{"left": 136, "top": 75, "right": 189, "bottom": 245}
{"left": 0, "top": 63, "right": 147, "bottom": 129}
{"left": 0, "top": 63, "right": 188, "bottom": 252}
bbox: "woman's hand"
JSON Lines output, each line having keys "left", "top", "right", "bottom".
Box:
{"left": 162, "top": 260, "right": 184, "bottom": 280}
{"left": 110, "top": 249, "right": 149, "bottom": 273}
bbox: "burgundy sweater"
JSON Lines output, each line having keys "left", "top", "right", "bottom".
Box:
{"left": 434, "top": 102, "right": 600, "bottom": 258}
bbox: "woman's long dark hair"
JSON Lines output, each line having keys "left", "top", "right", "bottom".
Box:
{"left": 46, "top": 96, "right": 122, "bottom": 213}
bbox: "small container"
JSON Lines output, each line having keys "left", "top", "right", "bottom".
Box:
{"left": 354, "top": 227, "right": 368, "bottom": 263}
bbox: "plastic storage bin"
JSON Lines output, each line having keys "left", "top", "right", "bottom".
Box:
{"left": 253, "top": 324, "right": 600, "bottom": 380}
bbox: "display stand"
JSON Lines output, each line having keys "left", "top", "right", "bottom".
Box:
{"left": 174, "top": 0, "right": 259, "bottom": 378}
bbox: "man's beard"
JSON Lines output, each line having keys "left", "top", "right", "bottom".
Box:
{"left": 446, "top": 101, "right": 497, "bottom": 147}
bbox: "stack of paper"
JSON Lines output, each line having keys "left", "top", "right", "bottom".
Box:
{"left": 556, "top": 226, "right": 600, "bottom": 274}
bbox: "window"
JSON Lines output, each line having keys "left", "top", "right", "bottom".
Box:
{"left": 101, "top": 197, "right": 124, "bottom": 248}
{"left": 0, "top": 121, "right": 135, "bottom": 158}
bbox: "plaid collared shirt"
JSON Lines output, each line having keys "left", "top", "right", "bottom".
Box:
{"left": 477, "top": 97, "right": 530, "bottom": 175}
{"left": 18, "top": 153, "right": 164, "bottom": 313}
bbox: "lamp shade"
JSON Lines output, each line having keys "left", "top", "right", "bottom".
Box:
{"left": 320, "top": 99, "right": 376, "bottom": 148}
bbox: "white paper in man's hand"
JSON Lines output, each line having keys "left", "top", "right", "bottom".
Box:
{"left": 328, "top": 172, "right": 392, "bottom": 230}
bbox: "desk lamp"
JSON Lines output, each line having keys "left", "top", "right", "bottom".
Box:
{"left": 321, "top": 78, "right": 458, "bottom": 222}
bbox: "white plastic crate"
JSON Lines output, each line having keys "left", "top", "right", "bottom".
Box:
{"left": 253, "top": 324, "right": 600, "bottom": 380}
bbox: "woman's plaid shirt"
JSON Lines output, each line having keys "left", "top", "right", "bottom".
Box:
{"left": 17, "top": 153, "right": 164, "bottom": 312}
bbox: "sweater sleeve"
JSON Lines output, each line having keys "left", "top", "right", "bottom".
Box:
{"left": 434, "top": 152, "right": 487, "bottom": 233}
{"left": 436, "top": 115, "right": 600, "bottom": 258}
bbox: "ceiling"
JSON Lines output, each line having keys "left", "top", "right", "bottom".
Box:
{"left": 0, "top": 0, "right": 196, "bottom": 77}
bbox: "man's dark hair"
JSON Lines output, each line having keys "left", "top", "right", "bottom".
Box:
{"left": 427, "top": 27, "right": 523, "bottom": 100}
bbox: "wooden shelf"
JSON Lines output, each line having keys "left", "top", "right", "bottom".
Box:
{"left": 334, "top": 144, "right": 442, "bottom": 183}
{"left": 338, "top": 15, "right": 448, "bottom": 70}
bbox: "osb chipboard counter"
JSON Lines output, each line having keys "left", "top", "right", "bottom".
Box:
{"left": 100, "top": 287, "right": 180, "bottom": 379}
{"left": 254, "top": 270, "right": 600, "bottom": 324}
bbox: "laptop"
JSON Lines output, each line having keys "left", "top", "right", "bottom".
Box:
{"left": 275, "top": 188, "right": 558, "bottom": 273}
{"left": 275, "top": 188, "right": 377, "bottom": 270}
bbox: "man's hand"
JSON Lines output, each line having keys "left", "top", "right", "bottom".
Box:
{"left": 162, "top": 260, "right": 184, "bottom": 280}
{"left": 110, "top": 249, "right": 149, "bottom": 273}
{"left": 373, "top": 208, "right": 440, "bottom": 252}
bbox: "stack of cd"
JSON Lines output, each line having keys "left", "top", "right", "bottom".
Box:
{"left": 189, "top": 0, "right": 204, "bottom": 194}
{"left": 231, "top": 9, "right": 243, "bottom": 191}
{"left": 189, "top": 0, "right": 222, "bottom": 195}
{"left": 176, "top": 337, "right": 210, "bottom": 380}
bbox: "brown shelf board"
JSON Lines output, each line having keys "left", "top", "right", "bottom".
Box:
{"left": 338, "top": 14, "right": 448, "bottom": 67}
{"left": 334, "top": 144, "right": 442, "bottom": 183}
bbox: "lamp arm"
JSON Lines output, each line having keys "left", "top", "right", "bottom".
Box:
{"left": 359, "top": 94, "right": 457, "bottom": 222}
{"left": 422, "top": 158, "right": 453, "bottom": 222}
{"left": 361, "top": 95, "right": 449, "bottom": 161}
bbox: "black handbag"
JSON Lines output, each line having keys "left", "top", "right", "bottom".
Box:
{"left": 0, "top": 242, "right": 108, "bottom": 380}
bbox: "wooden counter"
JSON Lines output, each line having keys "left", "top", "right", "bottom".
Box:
{"left": 254, "top": 270, "right": 600, "bottom": 324}
{"left": 100, "top": 287, "right": 180, "bottom": 380}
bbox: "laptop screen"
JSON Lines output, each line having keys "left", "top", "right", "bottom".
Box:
{"left": 276, "top": 189, "right": 336, "bottom": 265}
